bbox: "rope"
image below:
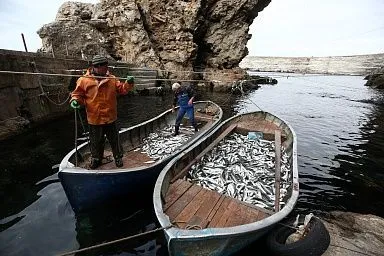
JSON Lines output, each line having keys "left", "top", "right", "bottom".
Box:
{"left": 77, "top": 110, "right": 88, "bottom": 136}
{"left": 0, "top": 69, "right": 275, "bottom": 84}
{"left": 28, "top": 63, "right": 71, "bottom": 106}
{"left": 0, "top": 70, "right": 213, "bottom": 83}
{"left": 42, "top": 93, "right": 71, "bottom": 106}
{"left": 74, "top": 109, "right": 78, "bottom": 167}
{"left": 56, "top": 224, "right": 173, "bottom": 256}
{"left": 246, "top": 97, "right": 263, "bottom": 112}
{"left": 171, "top": 220, "right": 203, "bottom": 230}
{"left": 235, "top": 80, "right": 264, "bottom": 112}
{"left": 110, "top": 65, "right": 239, "bottom": 75}
{"left": 185, "top": 224, "right": 203, "bottom": 230}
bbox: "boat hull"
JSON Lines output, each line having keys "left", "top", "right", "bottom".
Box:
{"left": 153, "top": 111, "right": 299, "bottom": 256}
{"left": 167, "top": 227, "right": 272, "bottom": 256}
{"left": 58, "top": 162, "right": 167, "bottom": 213}
{"left": 59, "top": 101, "right": 223, "bottom": 213}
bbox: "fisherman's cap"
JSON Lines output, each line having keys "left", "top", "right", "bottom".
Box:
{"left": 92, "top": 55, "right": 108, "bottom": 66}
{"left": 172, "top": 82, "right": 181, "bottom": 91}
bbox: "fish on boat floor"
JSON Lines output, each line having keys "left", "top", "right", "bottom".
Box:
{"left": 77, "top": 123, "right": 205, "bottom": 170}
{"left": 164, "top": 179, "right": 273, "bottom": 229}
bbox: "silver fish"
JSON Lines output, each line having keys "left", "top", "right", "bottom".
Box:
{"left": 188, "top": 132, "right": 292, "bottom": 211}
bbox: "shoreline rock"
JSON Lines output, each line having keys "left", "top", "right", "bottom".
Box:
{"left": 240, "top": 54, "right": 384, "bottom": 76}
{"left": 364, "top": 67, "right": 384, "bottom": 89}
{"left": 321, "top": 211, "right": 384, "bottom": 256}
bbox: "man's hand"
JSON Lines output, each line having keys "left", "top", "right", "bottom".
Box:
{"left": 188, "top": 99, "right": 193, "bottom": 106}
{"left": 70, "top": 100, "right": 80, "bottom": 109}
{"left": 126, "top": 75, "right": 134, "bottom": 83}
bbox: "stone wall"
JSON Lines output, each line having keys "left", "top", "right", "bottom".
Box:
{"left": 240, "top": 53, "right": 384, "bottom": 75}
{"left": 0, "top": 50, "right": 154, "bottom": 140}
{"left": 0, "top": 49, "right": 91, "bottom": 139}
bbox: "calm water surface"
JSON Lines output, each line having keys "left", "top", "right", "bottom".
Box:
{"left": 1, "top": 72, "right": 383, "bottom": 255}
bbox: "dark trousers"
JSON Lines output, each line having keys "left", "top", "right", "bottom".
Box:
{"left": 89, "top": 122, "right": 123, "bottom": 161}
{"left": 175, "top": 106, "right": 196, "bottom": 129}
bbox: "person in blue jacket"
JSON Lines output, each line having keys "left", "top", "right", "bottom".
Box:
{"left": 172, "top": 82, "right": 198, "bottom": 136}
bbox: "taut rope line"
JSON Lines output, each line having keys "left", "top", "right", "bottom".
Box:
{"left": 56, "top": 225, "right": 173, "bottom": 256}
{"left": 74, "top": 108, "right": 78, "bottom": 167}
{"left": 0, "top": 69, "right": 282, "bottom": 84}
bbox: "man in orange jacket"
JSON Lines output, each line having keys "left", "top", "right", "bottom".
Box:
{"left": 70, "top": 55, "right": 134, "bottom": 169}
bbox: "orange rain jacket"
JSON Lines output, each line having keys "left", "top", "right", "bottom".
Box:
{"left": 71, "top": 70, "right": 134, "bottom": 125}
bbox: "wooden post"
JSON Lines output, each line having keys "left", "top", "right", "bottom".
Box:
{"left": 21, "top": 33, "right": 28, "bottom": 52}
{"left": 274, "top": 130, "right": 281, "bottom": 212}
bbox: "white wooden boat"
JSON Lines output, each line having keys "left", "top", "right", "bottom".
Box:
{"left": 153, "top": 111, "right": 299, "bottom": 256}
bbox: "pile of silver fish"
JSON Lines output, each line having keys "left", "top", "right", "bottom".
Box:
{"left": 188, "top": 132, "right": 291, "bottom": 211}
{"left": 138, "top": 125, "right": 194, "bottom": 161}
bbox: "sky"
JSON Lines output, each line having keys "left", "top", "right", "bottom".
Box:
{"left": 0, "top": 0, "right": 383, "bottom": 57}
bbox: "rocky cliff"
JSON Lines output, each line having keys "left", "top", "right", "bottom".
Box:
{"left": 37, "top": 0, "right": 271, "bottom": 86}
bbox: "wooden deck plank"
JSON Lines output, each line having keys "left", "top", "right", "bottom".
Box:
{"left": 186, "top": 190, "right": 222, "bottom": 228}
{"left": 207, "top": 197, "right": 232, "bottom": 228}
{"left": 166, "top": 185, "right": 203, "bottom": 220}
{"left": 207, "top": 194, "right": 226, "bottom": 223}
{"left": 256, "top": 210, "right": 269, "bottom": 221}
{"left": 216, "top": 200, "right": 238, "bottom": 228}
{"left": 243, "top": 204, "right": 262, "bottom": 223}
{"left": 164, "top": 180, "right": 194, "bottom": 210}
{"left": 224, "top": 203, "right": 249, "bottom": 227}
{"left": 173, "top": 189, "right": 208, "bottom": 229}
{"left": 170, "top": 178, "right": 184, "bottom": 191}
{"left": 166, "top": 181, "right": 272, "bottom": 229}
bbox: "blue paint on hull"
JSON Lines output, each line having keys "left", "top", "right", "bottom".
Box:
{"left": 58, "top": 162, "right": 167, "bottom": 213}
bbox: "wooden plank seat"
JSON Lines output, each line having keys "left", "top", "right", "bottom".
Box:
{"left": 164, "top": 179, "right": 272, "bottom": 229}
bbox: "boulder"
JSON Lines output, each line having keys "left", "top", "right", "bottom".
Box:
{"left": 365, "top": 67, "right": 384, "bottom": 89}
{"left": 321, "top": 211, "right": 384, "bottom": 256}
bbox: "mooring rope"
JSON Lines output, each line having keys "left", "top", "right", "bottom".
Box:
{"left": 74, "top": 108, "right": 78, "bottom": 167}
{"left": 0, "top": 70, "right": 214, "bottom": 83}
{"left": 42, "top": 93, "right": 71, "bottom": 106}
{"left": 56, "top": 225, "right": 173, "bottom": 256}
{"left": 0, "top": 69, "right": 278, "bottom": 84}
{"left": 109, "top": 65, "right": 239, "bottom": 75}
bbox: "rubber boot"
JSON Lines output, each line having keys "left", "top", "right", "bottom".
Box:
{"left": 89, "top": 158, "right": 101, "bottom": 169}
{"left": 173, "top": 125, "right": 179, "bottom": 136}
{"left": 115, "top": 158, "right": 123, "bottom": 168}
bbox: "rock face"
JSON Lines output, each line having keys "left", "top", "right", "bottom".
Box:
{"left": 365, "top": 67, "right": 384, "bottom": 89}
{"left": 37, "top": 0, "right": 271, "bottom": 87}
{"left": 321, "top": 211, "right": 384, "bottom": 256}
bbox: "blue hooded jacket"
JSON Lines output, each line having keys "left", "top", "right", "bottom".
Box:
{"left": 173, "top": 85, "right": 196, "bottom": 108}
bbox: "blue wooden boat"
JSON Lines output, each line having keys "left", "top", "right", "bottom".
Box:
{"left": 153, "top": 111, "right": 299, "bottom": 256}
{"left": 58, "top": 101, "right": 223, "bottom": 213}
